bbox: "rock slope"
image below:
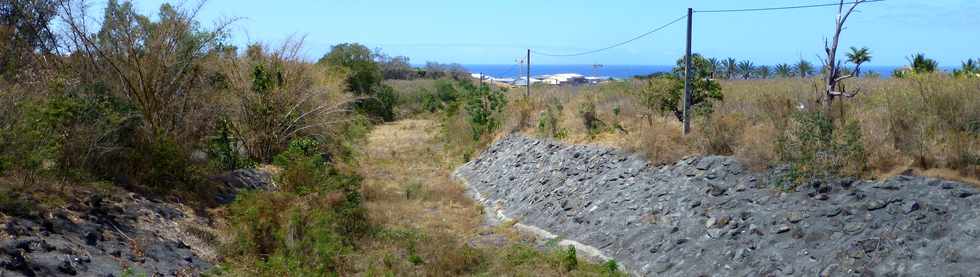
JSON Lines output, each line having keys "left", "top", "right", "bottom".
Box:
{"left": 0, "top": 168, "right": 276, "bottom": 276}
{"left": 0, "top": 193, "right": 214, "bottom": 276}
{"left": 455, "top": 134, "right": 980, "bottom": 276}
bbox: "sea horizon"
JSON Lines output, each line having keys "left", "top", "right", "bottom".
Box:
{"left": 456, "top": 64, "right": 931, "bottom": 79}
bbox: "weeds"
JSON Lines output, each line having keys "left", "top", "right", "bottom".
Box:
{"left": 537, "top": 98, "right": 567, "bottom": 139}
{"left": 774, "top": 111, "right": 866, "bottom": 189}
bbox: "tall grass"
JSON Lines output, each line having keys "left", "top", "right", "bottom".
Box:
{"left": 482, "top": 75, "right": 979, "bottom": 183}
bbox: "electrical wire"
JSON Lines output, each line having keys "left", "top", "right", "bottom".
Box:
{"left": 695, "top": 0, "right": 884, "bottom": 13}
{"left": 530, "top": 14, "right": 687, "bottom": 57}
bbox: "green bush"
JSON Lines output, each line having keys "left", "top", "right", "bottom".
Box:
{"left": 1, "top": 83, "right": 137, "bottom": 181}
{"left": 461, "top": 83, "right": 506, "bottom": 141}
{"left": 224, "top": 137, "right": 368, "bottom": 275}
{"left": 0, "top": 191, "right": 38, "bottom": 218}
{"left": 537, "top": 99, "right": 567, "bottom": 139}
{"left": 577, "top": 96, "right": 611, "bottom": 137}
{"left": 775, "top": 111, "right": 866, "bottom": 189}
{"left": 561, "top": 245, "right": 578, "bottom": 272}
{"left": 207, "top": 117, "right": 253, "bottom": 171}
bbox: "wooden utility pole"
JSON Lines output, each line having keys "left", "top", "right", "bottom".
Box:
{"left": 683, "top": 8, "right": 693, "bottom": 135}
{"left": 526, "top": 49, "right": 531, "bottom": 98}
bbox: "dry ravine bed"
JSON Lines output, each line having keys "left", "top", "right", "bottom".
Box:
{"left": 456, "top": 134, "right": 980, "bottom": 276}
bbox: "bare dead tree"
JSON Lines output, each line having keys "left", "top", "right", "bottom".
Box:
{"left": 822, "top": 0, "right": 867, "bottom": 112}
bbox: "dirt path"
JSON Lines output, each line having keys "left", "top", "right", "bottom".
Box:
{"left": 359, "top": 119, "right": 485, "bottom": 236}
{"left": 350, "top": 119, "right": 618, "bottom": 276}
{"left": 352, "top": 119, "right": 507, "bottom": 274}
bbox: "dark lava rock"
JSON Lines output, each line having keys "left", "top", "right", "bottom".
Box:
{"left": 211, "top": 168, "right": 276, "bottom": 204}
{"left": 455, "top": 134, "right": 980, "bottom": 276}
{"left": 0, "top": 195, "right": 213, "bottom": 277}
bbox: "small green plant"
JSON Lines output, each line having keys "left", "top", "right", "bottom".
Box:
{"left": 561, "top": 245, "right": 578, "bottom": 272}
{"left": 537, "top": 99, "right": 567, "bottom": 139}
{"left": 579, "top": 99, "right": 606, "bottom": 137}
{"left": 405, "top": 181, "right": 424, "bottom": 200}
{"left": 207, "top": 117, "right": 253, "bottom": 171}
{"left": 407, "top": 240, "right": 425, "bottom": 266}
{"left": 603, "top": 260, "right": 625, "bottom": 276}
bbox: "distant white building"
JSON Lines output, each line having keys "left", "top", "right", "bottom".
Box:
{"left": 585, "top": 76, "right": 611, "bottom": 85}
{"left": 538, "top": 73, "right": 586, "bottom": 86}
{"left": 513, "top": 77, "right": 542, "bottom": 86}
{"left": 494, "top": 78, "right": 516, "bottom": 84}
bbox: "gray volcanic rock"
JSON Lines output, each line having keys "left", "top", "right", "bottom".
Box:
{"left": 0, "top": 193, "right": 214, "bottom": 276}
{"left": 455, "top": 134, "right": 980, "bottom": 276}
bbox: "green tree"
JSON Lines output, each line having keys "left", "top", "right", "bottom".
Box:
{"left": 707, "top": 57, "right": 721, "bottom": 79}
{"left": 953, "top": 58, "right": 979, "bottom": 78}
{"left": 909, "top": 53, "right": 938, "bottom": 73}
{"left": 845, "top": 47, "right": 872, "bottom": 77}
{"left": 644, "top": 53, "right": 723, "bottom": 122}
{"left": 737, "top": 60, "right": 755, "bottom": 79}
{"left": 0, "top": 0, "right": 58, "bottom": 81}
{"left": 756, "top": 65, "right": 771, "bottom": 79}
{"left": 894, "top": 53, "right": 939, "bottom": 78}
{"left": 723, "top": 57, "right": 737, "bottom": 80}
{"left": 795, "top": 59, "right": 815, "bottom": 78}
{"left": 775, "top": 63, "right": 794, "bottom": 78}
{"left": 318, "top": 43, "right": 396, "bottom": 121}
{"left": 318, "top": 43, "right": 382, "bottom": 95}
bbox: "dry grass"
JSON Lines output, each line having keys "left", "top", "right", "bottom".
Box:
{"left": 352, "top": 119, "right": 619, "bottom": 275}
{"left": 497, "top": 75, "right": 979, "bottom": 184}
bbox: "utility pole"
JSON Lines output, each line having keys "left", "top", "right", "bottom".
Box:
{"left": 526, "top": 49, "right": 531, "bottom": 98}
{"left": 683, "top": 8, "right": 693, "bottom": 135}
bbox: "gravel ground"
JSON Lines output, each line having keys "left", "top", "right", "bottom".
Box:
{"left": 455, "top": 134, "right": 980, "bottom": 276}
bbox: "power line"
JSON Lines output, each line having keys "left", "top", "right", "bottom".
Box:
{"left": 530, "top": 14, "right": 687, "bottom": 57}
{"left": 695, "top": 0, "right": 884, "bottom": 13}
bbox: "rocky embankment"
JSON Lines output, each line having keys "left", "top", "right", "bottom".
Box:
{"left": 0, "top": 169, "right": 275, "bottom": 276}
{"left": 455, "top": 134, "right": 980, "bottom": 276}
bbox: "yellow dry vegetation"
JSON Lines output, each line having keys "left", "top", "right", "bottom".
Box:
{"left": 351, "top": 119, "right": 621, "bottom": 276}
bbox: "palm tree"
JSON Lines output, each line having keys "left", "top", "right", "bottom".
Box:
{"left": 775, "top": 63, "right": 793, "bottom": 78}
{"left": 846, "top": 46, "right": 872, "bottom": 77}
{"left": 795, "top": 59, "right": 814, "bottom": 78}
{"left": 707, "top": 57, "right": 721, "bottom": 79}
{"left": 908, "top": 53, "right": 938, "bottom": 73}
{"left": 737, "top": 60, "right": 755, "bottom": 79}
{"left": 954, "top": 58, "right": 978, "bottom": 77}
{"left": 756, "top": 65, "right": 771, "bottom": 79}
{"left": 964, "top": 58, "right": 978, "bottom": 73}
{"left": 723, "top": 57, "right": 737, "bottom": 79}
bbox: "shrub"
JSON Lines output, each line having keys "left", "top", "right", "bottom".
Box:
{"left": 461, "top": 83, "right": 506, "bottom": 141}
{"left": 224, "top": 41, "right": 356, "bottom": 162}
{"left": 537, "top": 98, "right": 567, "bottom": 139}
{"left": 224, "top": 137, "right": 368, "bottom": 275}
{"left": 775, "top": 111, "right": 866, "bottom": 189}
{"left": 1, "top": 82, "right": 138, "bottom": 182}
{"left": 560, "top": 245, "right": 578, "bottom": 272}
{"left": 696, "top": 113, "right": 746, "bottom": 155}
{"left": 578, "top": 98, "right": 606, "bottom": 137}
{"left": 207, "top": 118, "right": 253, "bottom": 171}
{"left": 317, "top": 43, "right": 396, "bottom": 122}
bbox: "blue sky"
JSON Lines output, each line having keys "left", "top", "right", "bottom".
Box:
{"left": 130, "top": 0, "right": 979, "bottom": 66}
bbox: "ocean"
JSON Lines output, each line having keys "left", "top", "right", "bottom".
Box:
{"left": 461, "top": 64, "right": 916, "bottom": 79}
